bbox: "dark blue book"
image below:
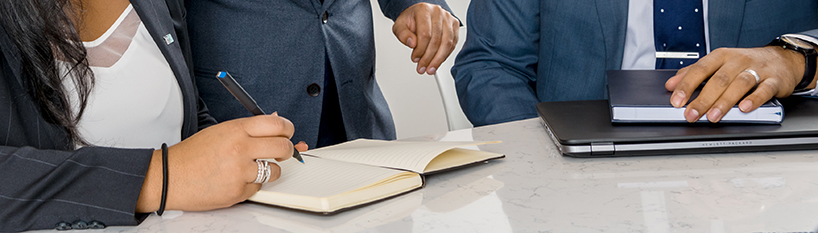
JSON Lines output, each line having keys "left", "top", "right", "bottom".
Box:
{"left": 607, "top": 70, "right": 783, "bottom": 124}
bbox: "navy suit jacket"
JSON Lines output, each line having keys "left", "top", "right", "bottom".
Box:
{"left": 0, "top": 0, "right": 215, "bottom": 231}
{"left": 452, "top": 0, "right": 818, "bottom": 126}
{"left": 187, "top": 0, "right": 453, "bottom": 148}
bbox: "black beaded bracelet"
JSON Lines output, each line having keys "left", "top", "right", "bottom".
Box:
{"left": 157, "top": 143, "right": 168, "bottom": 216}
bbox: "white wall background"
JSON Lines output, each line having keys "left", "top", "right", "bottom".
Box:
{"left": 371, "top": 0, "right": 471, "bottom": 139}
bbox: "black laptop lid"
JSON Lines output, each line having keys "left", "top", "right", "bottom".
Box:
{"left": 536, "top": 97, "right": 818, "bottom": 156}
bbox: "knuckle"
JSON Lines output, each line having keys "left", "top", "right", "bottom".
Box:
{"left": 687, "top": 99, "right": 705, "bottom": 109}
{"left": 735, "top": 54, "right": 752, "bottom": 63}
{"left": 690, "top": 60, "right": 711, "bottom": 71}
{"left": 274, "top": 138, "right": 293, "bottom": 158}
{"left": 764, "top": 77, "right": 782, "bottom": 90}
{"left": 418, "top": 31, "right": 432, "bottom": 40}
{"left": 715, "top": 102, "right": 731, "bottom": 111}
{"left": 282, "top": 116, "right": 295, "bottom": 129}
{"left": 430, "top": 59, "right": 443, "bottom": 67}
{"left": 267, "top": 116, "right": 285, "bottom": 132}
{"left": 442, "top": 38, "right": 454, "bottom": 48}
{"left": 712, "top": 47, "right": 730, "bottom": 54}
{"left": 420, "top": 57, "right": 433, "bottom": 64}
{"left": 709, "top": 73, "right": 730, "bottom": 87}
{"left": 762, "top": 79, "right": 789, "bottom": 98}
{"left": 677, "top": 66, "right": 689, "bottom": 74}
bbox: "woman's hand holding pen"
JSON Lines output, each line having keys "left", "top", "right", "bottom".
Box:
{"left": 135, "top": 114, "right": 296, "bottom": 212}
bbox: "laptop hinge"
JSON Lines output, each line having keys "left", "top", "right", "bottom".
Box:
{"left": 591, "top": 142, "right": 614, "bottom": 155}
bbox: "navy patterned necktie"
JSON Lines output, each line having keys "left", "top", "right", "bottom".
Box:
{"left": 654, "top": 0, "right": 706, "bottom": 69}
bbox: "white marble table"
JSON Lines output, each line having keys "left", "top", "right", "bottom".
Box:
{"left": 104, "top": 118, "right": 818, "bottom": 232}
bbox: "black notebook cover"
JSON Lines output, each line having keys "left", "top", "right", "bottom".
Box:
{"left": 607, "top": 70, "right": 783, "bottom": 123}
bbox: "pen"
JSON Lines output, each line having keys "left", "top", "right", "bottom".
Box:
{"left": 216, "top": 71, "right": 305, "bottom": 164}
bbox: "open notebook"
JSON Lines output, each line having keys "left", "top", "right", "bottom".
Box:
{"left": 248, "top": 139, "right": 505, "bottom": 214}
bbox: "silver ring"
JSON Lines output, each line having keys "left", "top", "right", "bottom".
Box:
{"left": 743, "top": 69, "right": 760, "bottom": 84}
{"left": 253, "top": 160, "right": 267, "bottom": 184}
{"left": 260, "top": 161, "right": 272, "bottom": 183}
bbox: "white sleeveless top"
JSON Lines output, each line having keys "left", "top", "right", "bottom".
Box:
{"left": 65, "top": 5, "right": 183, "bottom": 149}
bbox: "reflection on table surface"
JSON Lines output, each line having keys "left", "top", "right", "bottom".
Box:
{"left": 76, "top": 118, "right": 818, "bottom": 232}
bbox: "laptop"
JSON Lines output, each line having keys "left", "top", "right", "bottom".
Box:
{"left": 536, "top": 96, "right": 818, "bottom": 157}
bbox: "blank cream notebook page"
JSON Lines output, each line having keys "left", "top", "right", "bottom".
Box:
{"left": 248, "top": 156, "right": 421, "bottom": 212}
{"left": 303, "top": 139, "right": 502, "bottom": 173}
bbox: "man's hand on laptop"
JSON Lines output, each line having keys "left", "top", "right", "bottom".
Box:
{"left": 664, "top": 46, "right": 812, "bottom": 123}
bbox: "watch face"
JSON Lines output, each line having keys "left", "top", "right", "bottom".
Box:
{"left": 782, "top": 36, "right": 814, "bottom": 50}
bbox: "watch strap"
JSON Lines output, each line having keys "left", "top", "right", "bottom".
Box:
{"left": 794, "top": 50, "right": 817, "bottom": 92}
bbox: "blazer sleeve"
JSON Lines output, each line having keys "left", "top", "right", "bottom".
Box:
{"left": 0, "top": 146, "right": 154, "bottom": 231}
{"left": 377, "top": 0, "right": 456, "bottom": 22}
{"left": 450, "top": 0, "right": 540, "bottom": 127}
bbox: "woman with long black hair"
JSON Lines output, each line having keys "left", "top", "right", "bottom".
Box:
{"left": 0, "top": 0, "right": 303, "bottom": 231}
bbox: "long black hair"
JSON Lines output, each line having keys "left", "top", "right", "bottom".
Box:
{"left": 0, "top": 0, "right": 93, "bottom": 147}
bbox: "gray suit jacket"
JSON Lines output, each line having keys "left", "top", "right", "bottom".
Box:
{"left": 0, "top": 0, "right": 215, "bottom": 231}
{"left": 187, "top": 0, "right": 453, "bottom": 148}
{"left": 452, "top": 0, "right": 818, "bottom": 126}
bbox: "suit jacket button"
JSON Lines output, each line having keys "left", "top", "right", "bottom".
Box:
{"left": 55, "top": 222, "right": 72, "bottom": 231}
{"left": 307, "top": 83, "right": 321, "bottom": 97}
{"left": 88, "top": 220, "right": 106, "bottom": 229}
{"left": 71, "top": 220, "right": 88, "bottom": 229}
{"left": 322, "top": 11, "right": 328, "bottom": 24}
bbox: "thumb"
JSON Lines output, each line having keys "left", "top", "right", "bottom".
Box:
{"left": 393, "top": 21, "right": 417, "bottom": 49}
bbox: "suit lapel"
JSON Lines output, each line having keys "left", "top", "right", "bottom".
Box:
{"left": 594, "top": 0, "right": 629, "bottom": 69}
{"left": 708, "top": 0, "right": 745, "bottom": 48}
{"left": 130, "top": 0, "right": 196, "bottom": 137}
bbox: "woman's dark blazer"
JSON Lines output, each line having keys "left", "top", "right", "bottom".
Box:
{"left": 0, "top": 0, "right": 216, "bottom": 231}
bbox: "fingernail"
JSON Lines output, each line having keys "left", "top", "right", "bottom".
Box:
{"left": 685, "top": 109, "right": 700, "bottom": 122}
{"left": 427, "top": 67, "right": 437, "bottom": 75}
{"left": 707, "top": 108, "right": 722, "bottom": 122}
{"left": 671, "top": 91, "right": 686, "bottom": 107}
{"left": 413, "top": 58, "right": 420, "bottom": 63}
{"left": 418, "top": 67, "right": 426, "bottom": 74}
{"left": 272, "top": 111, "right": 278, "bottom": 116}
{"left": 739, "top": 100, "right": 753, "bottom": 112}
{"left": 407, "top": 38, "right": 413, "bottom": 47}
